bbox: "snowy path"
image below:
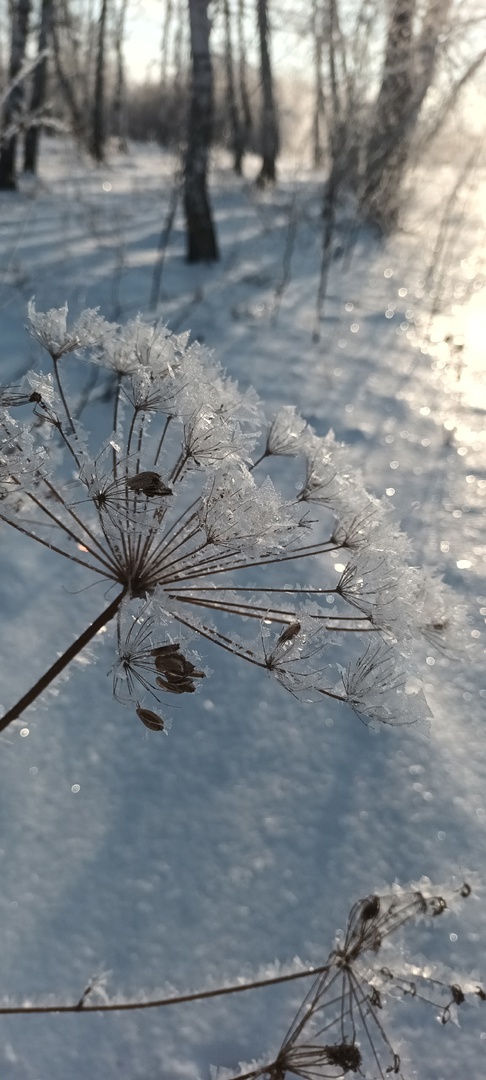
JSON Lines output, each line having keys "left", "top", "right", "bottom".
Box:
{"left": 0, "top": 144, "right": 484, "bottom": 1080}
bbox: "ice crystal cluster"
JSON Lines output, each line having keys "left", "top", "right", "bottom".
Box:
{"left": 0, "top": 302, "right": 462, "bottom": 732}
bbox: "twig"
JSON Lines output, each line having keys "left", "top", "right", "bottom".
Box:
{"left": 271, "top": 190, "right": 299, "bottom": 324}
{"left": 0, "top": 589, "right": 127, "bottom": 733}
{"left": 149, "top": 164, "right": 182, "bottom": 311}
{"left": 0, "top": 962, "right": 330, "bottom": 1016}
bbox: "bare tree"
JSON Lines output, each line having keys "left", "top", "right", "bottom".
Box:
{"left": 255, "top": 0, "right": 279, "bottom": 186}
{"left": 90, "top": 0, "right": 109, "bottom": 162}
{"left": 309, "top": 0, "right": 482, "bottom": 236}
{"left": 184, "top": 0, "right": 219, "bottom": 261}
{"left": 237, "top": 0, "right": 252, "bottom": 155}
{"left": 222, "top": 0, "right": 244, "bottom": 174}
{"left": 320, "top": 0, "right": 361, "bottom": 244}
{"left": 160, "top": 0, "right": 174, "bottom": 91}
{"left": 173, "top": 0, "right": 187, "bottom": 100}
{"left": 0, "top": 0, "right": 32, "bottom": 189}
{"left": 361, "top": 0, "right": 452, "bottom": 232}
{"left": 112, "top": 0, "right": 129, "bottom": 152}
{"left": 23, "top": 0, "right": 53, "bottom": 173}
{"left": 158, "top": 0, "right": 188, "bottom": 147}
{"left": 50, "top": 0, "right": 88, "bottom": 148}
{"left": 311, "top": 0, "right": 326, "bottom": 167}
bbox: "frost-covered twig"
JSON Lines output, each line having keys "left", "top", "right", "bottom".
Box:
{"left": 0, "top": 962, "right": 330, "bottom": 1015}
{"left": 0, "top": 50, "right": 50, "bottom": 111}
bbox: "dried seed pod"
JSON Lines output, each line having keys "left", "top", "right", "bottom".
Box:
{"left": 154, "top": 653, "right": 187, "bottom": 678}
{"left": 277, "top": 621, "right": 301, "bottom": 645}
{"left": 324, "top": 1041, "right": 362, "bottom": 1071}
{"left": 450, "top": 984, "right": 465, "bottom": 1006}
{"left": 429, "top": 895, "right": 447, "bottom": 917}
{"left": 136, "top": 705, "right": 167, "bottom": 731}
{"left": 153, "top": 643, "right": 205, "bottom": 690}
{"left": 126, "top": 471, "right": 172, "bottom": 497}
{"left": 0, "top": 387, "right": 42, "bottom": 407}
{"left": 184, "top": 660, "right": 205, "bottom": 679}
{"left": 360, "top": 895, "right": 380, "bottom": 922}
{"left": 151, "top": 643, "right": 181, "bottom": 658}
{"left": 156, "top": 675, "right": 196, "bottom": 694}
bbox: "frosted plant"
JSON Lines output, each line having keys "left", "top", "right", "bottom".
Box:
{"left": 0, "top": 304, "right": 462, "bottom": 734}
{"left": 220, "top": 881, "right": 477, "bottom": 1080}
{"left": 0, "top": 880, "right": 480, "bottom": 1064}
{"left": 27, "top": 300, "right": 110, "bottom": 358}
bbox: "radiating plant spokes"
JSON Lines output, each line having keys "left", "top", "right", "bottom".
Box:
{"left": 0, "top": 304, "right": 466, "bottom": 734}
{"left": 222, "top": 881, "right": 478, "bottom": 1080}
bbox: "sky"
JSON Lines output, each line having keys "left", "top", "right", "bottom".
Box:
{"left": 123, "top": 0, "right": 316, "bottom": 84}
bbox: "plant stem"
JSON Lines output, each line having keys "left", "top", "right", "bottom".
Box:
{"left": 52, "top": 356, "right": 77, "bottom": 437}
{"left": 0, "top": 589, "right": 127, "bottom": 733}
{"left": 0, "top": 959, "right": 330, "bottom": 1014}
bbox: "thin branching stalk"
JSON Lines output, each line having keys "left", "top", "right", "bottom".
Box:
{"left": 0, "top": 589, "right": 127, "bottom": 732}
{"left": 0, "top": 961, "right": 330, "bottom": 1016}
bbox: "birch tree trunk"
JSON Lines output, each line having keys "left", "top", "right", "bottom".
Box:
{"left": 160, "top": 0, "right": 174, "bottom": 91}
{"left": 112, "top": 0, "right": 129, "bottom": 152}
{"left": 50, "top": 2, "right": 87, "bottom": 147}
{"left": 223, "top": 0, "right": 244, "bottom": 175}
{"left": 23, "top": 0, "right": 53, "bottom": 173}
{"left": 321, "top": 0, "right": 347, "bottom": 224}
{"left": 173, "top": 0, "right": 186, "bottom": 99}
{"left": 184, "top": 0, "right": 219, "bottom": 262}
{"left": 0, "top": 0, "right": 31, "bottom": 189}
{"left": 255, "top": 0, "right": 279, "bottom": 186}
{"left": 361, "top": 0, "right": 452, "bottom": 233}
{"left": 90, "top": 0, "right": 109, "bottom": 162}
{"left": 311, "top": 0, "right": 326, "bottom": 167}
{"left": 237, "top": 0, "right": 252, "bottom": 154}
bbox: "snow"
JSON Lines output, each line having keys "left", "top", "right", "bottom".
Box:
{"left": 0, "top": 140, "right": 484, "bottom": 1079}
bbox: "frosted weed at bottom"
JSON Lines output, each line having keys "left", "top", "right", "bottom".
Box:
{"left": 0, "top": 876, "right": 481, "bottom": 1080}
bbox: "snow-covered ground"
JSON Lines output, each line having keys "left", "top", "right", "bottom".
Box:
{"left": 0, "top": 141, "right": 484, "bottom": 1080}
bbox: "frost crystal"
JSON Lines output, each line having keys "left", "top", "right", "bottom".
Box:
{"left": 199, "top": 468, "right": 302, "bottom": 552}
{"left": 265, "top": 405, "right": 309, "bottom": 457}
{"left": 27, "top": 299, "right": 110, "bottom": 359}
{"left": 0, "top": 303, "right": 465, "bottom": 734}
{"left": 340, "top": 642, "right": 431, "bottom": 727}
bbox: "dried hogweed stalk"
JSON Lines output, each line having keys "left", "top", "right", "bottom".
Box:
{"left": 0, "top": 303, "right": 464, "bottom": 734}
{"left": 221, "top": 881, "right": 478, "bottom": 1080}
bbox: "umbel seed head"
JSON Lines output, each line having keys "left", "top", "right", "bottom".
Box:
{"left": 0, "top": 302, "right": 466, "bottom": 734}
